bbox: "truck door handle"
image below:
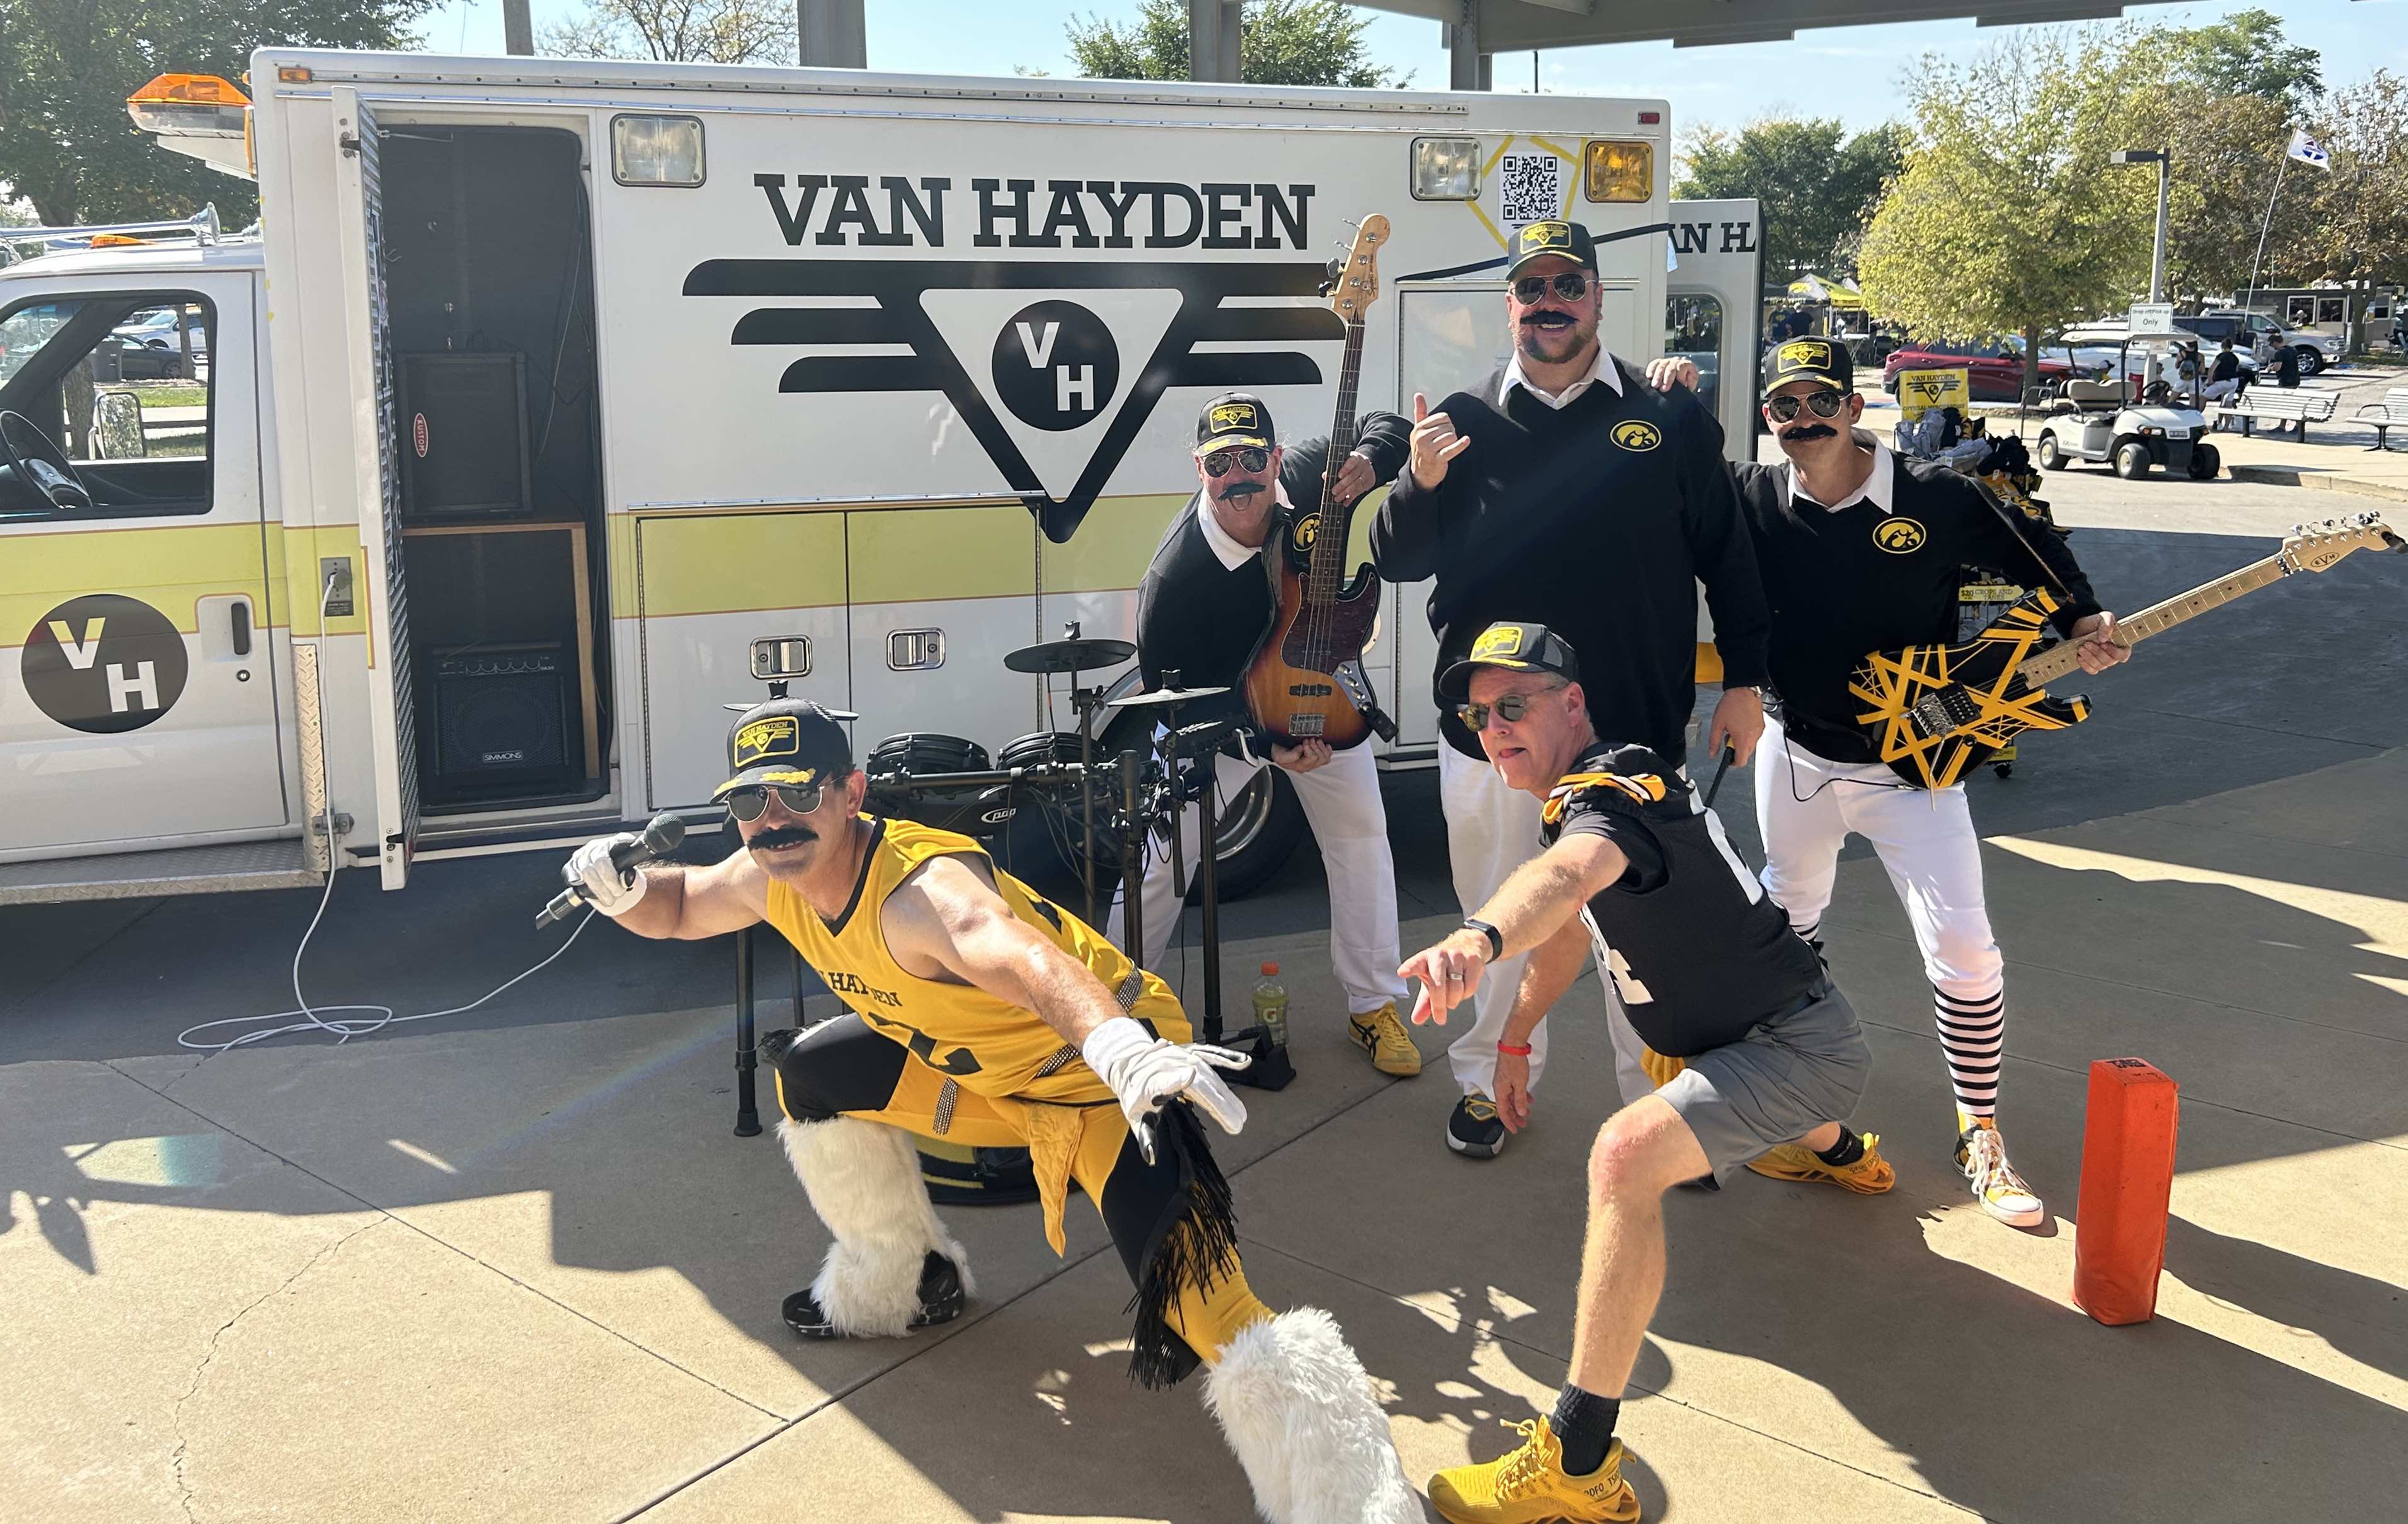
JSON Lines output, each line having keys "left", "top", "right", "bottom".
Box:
{"left": 231, "top": 598, "right": 252, "bottom": 657}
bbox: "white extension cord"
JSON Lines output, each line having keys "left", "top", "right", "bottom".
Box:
{"left": 176, "top": 570, "right": 597, "bottom": 1053}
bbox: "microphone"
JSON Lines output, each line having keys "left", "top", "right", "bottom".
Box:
{"left": 539, "top": 813, "right": 685, "bottom": 927}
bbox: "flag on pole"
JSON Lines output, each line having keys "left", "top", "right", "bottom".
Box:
{"left": 2286, "top": 129, "right": 2332, "bottom": 171}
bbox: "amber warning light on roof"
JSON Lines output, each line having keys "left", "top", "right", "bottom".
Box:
{"left": 126, "top": 74, "right": 255, "bottom": 181}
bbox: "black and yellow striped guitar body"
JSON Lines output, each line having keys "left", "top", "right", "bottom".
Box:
{"left": 1848, "top": 589, "right": 2090, "bottom": 789}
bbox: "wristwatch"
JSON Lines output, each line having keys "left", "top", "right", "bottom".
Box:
{"left": 1461, "top": 918, "right": 1503, "bottom": 960}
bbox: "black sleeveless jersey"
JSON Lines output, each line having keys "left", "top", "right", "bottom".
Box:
{"left": 1540, "top": 743, "right": 1826, "bottom": 1057}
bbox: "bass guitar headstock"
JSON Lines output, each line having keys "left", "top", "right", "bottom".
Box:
{"left": 1324, "top": 214, "right": 1388, "bottom": 324}
{"left": 2280, "top": 512, "right": 2403, "bottom": 574}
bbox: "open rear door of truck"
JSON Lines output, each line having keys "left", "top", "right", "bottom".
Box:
{"left": 331, "top": 88, "right": 420, "bottom": 888}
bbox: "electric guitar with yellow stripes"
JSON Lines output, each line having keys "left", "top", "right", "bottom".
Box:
{"left": 1851, "top": 513, "right": 2402, "bottom": 788}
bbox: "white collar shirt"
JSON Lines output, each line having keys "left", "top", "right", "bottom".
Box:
{"left": 1786, "top": 431, "right": 1896, "bottom": 515}
{"left": 1499, "top": 344, "right": 1625, "bottom": 410}
{"left": 1197, "top": 481, "right": 1293, "bottom": 570}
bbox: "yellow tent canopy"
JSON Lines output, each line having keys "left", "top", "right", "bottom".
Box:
{"left": 1788, "top": 273, "right": 1868, "bottom": 311}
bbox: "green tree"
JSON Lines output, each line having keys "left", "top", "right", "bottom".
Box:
{"left": 543, "top": 0, "right": 793, "bottom": 66}
{"left": 1062, "top": 0, "right": 1407, "bottom": 88}
{"left": 2159, "top": 8, "right": 2322, "bottom": 115}
{"left": 0, "top": 0, "right": 435, "bottom": 227}
{"left": 1859, "top": 28, "right": 2159, "bottom": 392}
{"left": 1674, "top": 117, "right": 1906, "bottom": 280}
{"left": 2293, "top": 70, "right": 2408, "bottom": 292}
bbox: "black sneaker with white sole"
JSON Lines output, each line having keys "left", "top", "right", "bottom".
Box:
{"left": 1447, "top": 1091, "right": 1506, "bottom": 1159}
{"left": 782, "top": 1249, "right": 966, "bottom": 1339}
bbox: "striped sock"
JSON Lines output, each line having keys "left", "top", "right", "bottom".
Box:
{"left": 1934, "top": 984, "right": 2004, "bottom": 1130}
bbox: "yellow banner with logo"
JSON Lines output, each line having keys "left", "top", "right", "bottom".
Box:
{"left": 1895, "top": 367, "right": 1971, "bottom": 421}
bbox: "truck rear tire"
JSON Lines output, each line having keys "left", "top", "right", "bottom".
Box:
{"left": 2295, "top": 346, "right": 2324, "bottom": 377}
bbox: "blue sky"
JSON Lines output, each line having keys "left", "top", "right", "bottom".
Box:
{"left": 419, "top": 1, "right": 2405, "bottom": 137}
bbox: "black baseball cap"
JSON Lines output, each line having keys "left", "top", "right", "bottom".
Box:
{"left": 1504, "top": 220, "right": 1597, "bottom": 280}
{"left": 1439, "top": 622, "right": 1582, "bottom": 701}
{"left": 714, "top": 698, "right": 853, "bottom": 801}
{"left": 1195, "top": 392, "right": 1275, "bottom": 454}
{"left": 1762, "top": 335, "right": 1854, "bottom": 396}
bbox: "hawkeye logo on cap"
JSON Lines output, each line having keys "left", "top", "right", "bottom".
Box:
{"left": 1778, "top": 339, "right": 1834, "bottom": 371}
{"left": 1524, "top": 221, "right": 1572, "bottom": 249}
{"left": 1472, "top": 624, "right": 1530, "bottom": 661}
{"left": 1873, "top": 517, "right": 1927, "bottom": 554}
{"left": 735, "top": 715, "right": 801, "bottom": 768}
{"left": 1612, "top": 420, "right": 1662, "bottom": 452}
{"left": 1209, "top": 401, "right": 1258, "bottom": 434}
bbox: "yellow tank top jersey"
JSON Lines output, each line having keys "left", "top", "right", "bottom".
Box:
{"left": 764, "top": 816, "right": 1190, "bottom": 1104}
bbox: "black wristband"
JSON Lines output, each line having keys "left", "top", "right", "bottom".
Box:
{"left": 1462, "top": 918, "right": 1503, "bottom": 960}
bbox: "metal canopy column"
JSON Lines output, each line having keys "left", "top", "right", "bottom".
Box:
{"left": 797, "top": 0, "right": 867, "bottom": 68}
{"left": 1446, "top": 2, "right": 1490, "bottom": 91}
{"left": 1189, "top": 0, "right": 1243, "bottom": 82}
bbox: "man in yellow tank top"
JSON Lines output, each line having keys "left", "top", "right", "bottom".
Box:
{"left": 562, "top": 699, "right": 1417, "bottom": 1524}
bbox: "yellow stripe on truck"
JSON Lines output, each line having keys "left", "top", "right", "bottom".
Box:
{"left": 848, "top": 505, "right": 1033, "bottom": 604}
{"left": 635, "top": 512, "right": 848, "bottom": 619}
{"left": 1036, "top": 493, "right": 1186, "bottom": 593}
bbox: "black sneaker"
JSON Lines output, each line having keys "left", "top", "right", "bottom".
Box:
{"left": 782, "top": 1249, "right": 965, "bottom": 1339}
{"left": 1447, "top": 1091, "right": 1506, "bottom": 1159}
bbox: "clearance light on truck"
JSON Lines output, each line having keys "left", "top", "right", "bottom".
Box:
{"left": 1583, "top": 140, "right": 1653, "bottom": 203}
{"left": 612, "top": 114, "right": 705, "bottom": 187}
{"left": 127, "top": 74, "right": 255, "bottom": 180}
{"left": 1410, "top": 137, "right": 1481, "bottom": 201}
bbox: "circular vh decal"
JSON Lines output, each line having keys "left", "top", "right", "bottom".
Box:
{"left": 993, "top": 300, "right": 1119, "bottom": 432}
{"left": 1873, "top": 518, "right": 1928, "bottom": 554}
{"left": 23, "top": 593, "right": 188, "bottom": 733}
{"left": 1611, "top": 420, "right": 1662, "bottom": 452}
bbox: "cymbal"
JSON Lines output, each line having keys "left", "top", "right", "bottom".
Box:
{"left": 1003, "top": 637, "right": 1136, "bottom": 675}
{"left": 1109, "top": 684, "right": 1231, "bottom": 709}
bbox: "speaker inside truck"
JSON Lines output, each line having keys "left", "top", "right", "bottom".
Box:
{"left": 424, "top": 645, "right": 574, "bottom": 799}
{"left": 399, "top": 352, "right": 532, "bottom": 522}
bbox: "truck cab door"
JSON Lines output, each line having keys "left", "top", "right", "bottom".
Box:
{"left": 0, "top": 272, "right": 290, "bottom": 864}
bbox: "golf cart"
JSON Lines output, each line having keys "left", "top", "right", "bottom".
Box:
{"left": 2033, "top": 339, "right": 2217, "bottom": 481}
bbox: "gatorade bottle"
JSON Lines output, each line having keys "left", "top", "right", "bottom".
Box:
{"left": 1253, "top": 962, "right": 1289, "bottom": 1050}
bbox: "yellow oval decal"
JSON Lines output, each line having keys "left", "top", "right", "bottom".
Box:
{"left": 1873, "top": 517, "right": 1927, "bottom": 553}
{"left": 1612, "top": 420, "right": 1662, "bottom": 452}
{"left": 1291, "top": 512, "right": 1320, "bottom": 549}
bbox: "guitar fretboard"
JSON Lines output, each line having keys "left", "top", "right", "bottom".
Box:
{"left": 2019, "top": 556, "right": 2289, "bottom": 684}
{"left": 1308, "top": 316, "right": 1368, "bottom": 603}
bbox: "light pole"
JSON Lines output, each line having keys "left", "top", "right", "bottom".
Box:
{"left": 2111, "top": 147, "right": 2171, "bottom": 389}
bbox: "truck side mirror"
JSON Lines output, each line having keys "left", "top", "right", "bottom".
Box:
{"left": 91, "top": 391, "right": 146, "bottom": 460}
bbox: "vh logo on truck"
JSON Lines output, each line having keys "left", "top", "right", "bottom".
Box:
{"left": 686, "top": 173, "right": 1343, "bottom": 541}
{"left": 23, "top": 594, "right": 188, "bottom": 733}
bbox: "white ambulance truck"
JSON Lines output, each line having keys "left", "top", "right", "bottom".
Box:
{"left": 0, "top": 53, "right": 1757, "bottom": 904}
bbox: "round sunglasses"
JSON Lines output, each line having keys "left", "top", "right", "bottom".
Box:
{"left": 1764, "top": 390, "right": 1848, "bottom": 423}
{"left": 1201, "top": 446, "right": 1271, "bottom": 477}
{"left": 1456, "top": 690, "right": 1555, "bottom": 733}
{"left": 1510, "top": 272, "right": 1590, "bottom": 305}
{"left": 724, "top": 781, "right": 823, "bottom": 823}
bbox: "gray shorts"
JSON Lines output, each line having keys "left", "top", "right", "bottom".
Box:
{"left": 1655, "top": 983, "right": 1873, "bottom": 1183}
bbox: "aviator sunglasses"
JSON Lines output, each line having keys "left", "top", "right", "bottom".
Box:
{"left": 1510, "top": 272, "right": 1591, "bottom": 304}
{"left": 724, "top": 780, "right": 824, "bottom": 823}
{"left": 1456, "top": 690, "right": 1554, "bottom": 733}
{"left": 1764, "top": 390, "right": 1848, "bottom": 423}
{"left": 1201, "top": 446, "right": 1271, "bottom": 477}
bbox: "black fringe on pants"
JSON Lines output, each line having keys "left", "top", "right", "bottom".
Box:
{"left": 1122, "top": 1101, "right": 1241, "bottom": 1389}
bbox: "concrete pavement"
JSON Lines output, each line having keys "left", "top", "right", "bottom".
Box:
{"left": 6, "top": 468, "right": 2406, "bottom": 1523}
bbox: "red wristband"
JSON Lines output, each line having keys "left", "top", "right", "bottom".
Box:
{"left": 1495, "top": 1042, "right": 1533, "bottom": 1056}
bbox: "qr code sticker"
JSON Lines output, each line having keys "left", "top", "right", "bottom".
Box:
{"left": 1498, "top": 153, "right": 1563, "bottom": 225}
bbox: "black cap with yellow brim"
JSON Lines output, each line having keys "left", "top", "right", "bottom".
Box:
{"left": 1761, "top": 335, "right": 1854, "bottom": 396}
{"left": 1438, "top": 622, "right": 1582, "bottom": 701}
{"left": 714, "top": 698, "right": 854, "bottom": 801}
{"left": 1194, "top": 391, "right": 1276, "bottom": 455}
{"left": 1504, "top": 220, "right": 1598, "bottom": 280}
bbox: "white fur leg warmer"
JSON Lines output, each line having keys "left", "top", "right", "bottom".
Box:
{"left": 780, "top": 1116, "right": 973, "bottom": 1337}
{"left": 1202, "top": 1307, "right": 1423, "bottom": 1524}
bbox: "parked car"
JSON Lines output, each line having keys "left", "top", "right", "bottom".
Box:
{"left": 1883, "top": 338, "right": 2072, "bottom": 401}
{"left": 111, "top": 305, "right": 208, "bottom": 357}
{"left": 2182, "top": 309, "right": 2332, "bottom": 375}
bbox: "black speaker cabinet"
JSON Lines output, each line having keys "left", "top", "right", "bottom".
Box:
{"left": 399, "top": 352, "right": 532, "bottom": 522}
{"left": 423, "top": 644, "right": 574, "bottom": 799}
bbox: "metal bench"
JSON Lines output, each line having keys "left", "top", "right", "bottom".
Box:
{"left": 2352, "top": 387, "right": 2408, "bottom": 451}
{"left": 2211, "top": 387, "right": 2340, "bottom": 440}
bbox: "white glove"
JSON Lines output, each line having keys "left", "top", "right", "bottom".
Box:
{"left": 565, "top": 833, "right": 648, "bottom": 917}
{"left": 1080, "top": 1016, "right": 1250, "bottom": 1164}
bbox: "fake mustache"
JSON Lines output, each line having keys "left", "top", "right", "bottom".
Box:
{"left": 1781, "top": 424, "right": 1839, "bottom": 442}
{"left": 750, "top": 825, "right": 818, "bottom": 850}
{"left": 1521, "top": 311, "right": 1575, "bottom": 329}
{"left": 1216, "top": 481, "right": 1266, "bottom": 503}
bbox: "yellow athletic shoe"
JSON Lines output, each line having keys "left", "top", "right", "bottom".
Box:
{"left": 1430, "top": 1418, "right": 1639, "bottom": 1524}
{"left": 1745, "top": 1133, "right": 1895, "bottom": 1194}
{"left": 1348, "top": 1002, "right": 1423, "bottom": 1077}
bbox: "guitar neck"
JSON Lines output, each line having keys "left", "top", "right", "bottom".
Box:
{"left": 1307, "top": 318, "right": 1369, "bottom": 596}
{"left": 2019, "top": 554, "right": 2291, "bottom": 684}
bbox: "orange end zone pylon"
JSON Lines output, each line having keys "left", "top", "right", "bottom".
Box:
{"left": 2073, "top": 1058, "right": 2181, "bottom": 1326}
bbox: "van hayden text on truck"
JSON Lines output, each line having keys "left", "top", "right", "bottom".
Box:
{"left": 755, "top": 175, "right": 1316, "bottom": 251}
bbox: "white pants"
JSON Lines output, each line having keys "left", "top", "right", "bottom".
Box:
{"left": 1752, "top": 711, "right": 2006, "bottom": 1118}
{"left": 2201, "top": 378, "right": 2240, "bottom": 401}
{"left": 1107, "top": 739, "right": 1408, "bottom": 1015}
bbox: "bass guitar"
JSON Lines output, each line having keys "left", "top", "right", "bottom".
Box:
{"left": 1851, "top": 512, "right": 2401, "bottom": 788}
{"left": 1241, "top": 214, "right": 1388, "bottom": 748}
